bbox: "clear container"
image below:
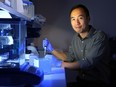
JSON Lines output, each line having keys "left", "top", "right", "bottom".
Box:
{"left": 23, "top": 1, "right": 34, "bottom": 19}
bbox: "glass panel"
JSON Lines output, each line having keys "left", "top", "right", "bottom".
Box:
{"left": 0, "top": 18, "right": 26, "bottom": 68}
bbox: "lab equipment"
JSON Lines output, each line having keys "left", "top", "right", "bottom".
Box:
{"left": 43, "top": 38, "right": 47, "bottom": 56}
{"left": 0, "top": 18, "right": 26, "bottom": 68}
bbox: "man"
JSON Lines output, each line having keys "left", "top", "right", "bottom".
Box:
{"left": 43, "top": 4, "right": 111, "bottom": 87}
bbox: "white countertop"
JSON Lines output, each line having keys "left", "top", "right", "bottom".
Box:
{"left": 35, "top": 68, "right": 66, "bottom": 87}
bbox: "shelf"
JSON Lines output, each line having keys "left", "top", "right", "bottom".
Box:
{"left": 0, "top": 2, "right": 31, "bottom": 21}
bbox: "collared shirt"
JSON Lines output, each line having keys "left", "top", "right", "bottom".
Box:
{"left": 66, "top": 25, "right": 111, "bottom": 84}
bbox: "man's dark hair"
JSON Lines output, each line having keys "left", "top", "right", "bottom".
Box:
{"left": 69, "top": 4, "right": 90, "bottom": 17}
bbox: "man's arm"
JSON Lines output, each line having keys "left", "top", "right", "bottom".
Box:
{"left": 52, "top": 49, "right": 81, "bottom": 69}
{"left": 43, "top": 38, "right": 68, "bottom": 61}
{"left": 52, "top": 50, "right": 67, "bottom": 61}
{"left": 43, "top": 38, "right": 81, "bottom": 69}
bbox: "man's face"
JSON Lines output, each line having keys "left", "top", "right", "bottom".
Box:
{"left": 70, "top": 8, "right": 90, "bottom": 34}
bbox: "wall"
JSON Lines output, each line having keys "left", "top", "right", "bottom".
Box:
{"left": 32, "top": 0, "right": 116, "bottom": 51}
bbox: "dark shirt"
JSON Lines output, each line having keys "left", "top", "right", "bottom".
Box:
{"left": 66, "top": 25, "right": 111, "bottom": 84}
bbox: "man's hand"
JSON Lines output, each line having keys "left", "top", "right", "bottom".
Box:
{"left": 43, "top": 38, "right": 54, "bottom": 52}
{"left": 61, "top": 61, "right": 69, "bottom": 68}
{"left": 61, "top": 61, "right": 80, "bottom": 69}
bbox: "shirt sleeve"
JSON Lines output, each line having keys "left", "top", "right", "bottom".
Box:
{"left": 65, "top": 45, "right": 76, "bottom": 62}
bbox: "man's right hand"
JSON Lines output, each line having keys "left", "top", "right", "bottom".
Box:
{"left": 43, "top": 38, "right": 54, "bottom": 52}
